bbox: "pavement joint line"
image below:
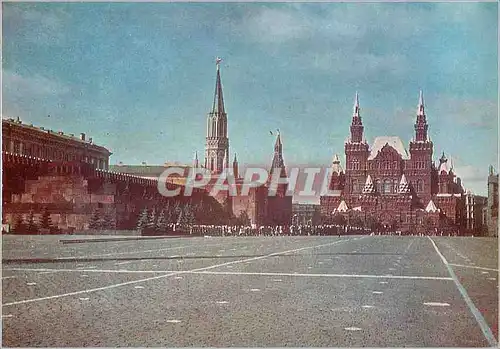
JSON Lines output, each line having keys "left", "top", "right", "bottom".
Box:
{"left": 49, "top": 242, "right": 225, "bottom": 260}
{"left": 427, "top": 236, "right": 498, "bottom": 347}
{"left": 2, "top": 238, "right": 353, "bottom": 307}
{"left": 4, "top": 268, "right": 176, "bottom": 274}
{"left": 180, "top": 270, "right": 453, "bottom": 280}
{"left": 448, "top": 263, "right": 498, "bottom": 272}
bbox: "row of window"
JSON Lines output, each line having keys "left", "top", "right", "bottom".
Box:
{"left": 3, "top": 138, "right": 108, "bottom": 170}
{"left": 350, "top": 178, "right": 424, "bottom": 193}
{"left": 349, "top": 160, "right": 430, "bottom": 170}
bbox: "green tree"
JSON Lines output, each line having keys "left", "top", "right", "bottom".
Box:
{"left": 332, "top": 214, "right": 346, "bottom": 226}
{"left": 351, "top": 216, "right": 363, "bottom": 228}
{"left": 237, "top": 210, "right": 251, "bottom": 226}
{"left": 26, "top": 210, "right": 39, "bottom": 234}
{"left": 102, "top": 210, "right": 116, "bottom": 229}
{"left": 173, "top": 201, "right": 182, "bottom": 223}
{"left": 88, "top": 208, "right": 102, "bottom": 229}
{"left": 176, "top": 206, "right": 185, "bottom": 225}
{"left": 39, "top": 207, "right": 53, "bottom": 231}
{"left": 13, "top": 214, "right": 26, "bottom": 233}
{"left": 185, "top": 204, "right": 196, "bottom": 225}
{"left": 147, "top": 207, "right": 157, "bottom": 229}
{"left": 165, "top": 206, "right": 173, "bottom": 225}
{"left": 136, "top": 207, "right": 149, "bottom": 230}
{"left": 156, "top": 209, "right": 168, "bottom": 232}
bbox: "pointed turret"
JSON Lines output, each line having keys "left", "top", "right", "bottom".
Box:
{"left": 193, "top": 151, "right": 199, "bottom": 168}
{"left": 232, "top": 153, "right": 239, "bottom": 179}
{"left": 331, "top": 154, "right": 344, "bottom": 174}
{"left": 362, "top": 175, "right": 375, "bottom": 194}
{"left": 439, "top": 151, "right": 447, "bottom": 164}
{"left": 398, "top": 174, "right": 410, "bottom": 194}
{"left": 349, "top": 92, "right": 364, "bottom": 143}
{"left": 205, "top": 57, "right": 230, "bottom": 174}
{"left": 270, "top": 130, "right": 286, "bottom": 177}
{"left": 438, "top": 151, "right": 451, "bottom": 174}
{"left": 417, "top": 89, "right": 425, "bottom": 116}
{"left": 211, "top": 58, "right": 225, "bottom": 115}
{"left": 353, "top": 91, "right": 360, "bottom": 118}
{"left": 414, "top": 89, "right": 429, "bottom": 142}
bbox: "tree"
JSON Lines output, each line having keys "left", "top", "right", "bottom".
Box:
{"left": 88, "top": 208, "right": 102, "bottom": 229}
{"left": 26, "top": 210, "right": 39, "bottom": 234}
{"left": 173, "top": 201, "right": 182, "bottom": 223}
{"left": 147, "top": 207, "right": 157, "bottom": 229}
{"left": 185, "top": 204, "right": 196, "bottom": 225}
{"left": 365, "top": 216, "right": 378, "bottom": 231}
{"left": 350, "top": 216, "right": 363, "bottom": 228}
{"left": 136, "top": 207, "right": 149, "bottom": 230}
{"left": 39, "top": 207, "right": 53, "bottom": 231}
{"left": 237, "top": 210, "right": 251, "bottom": 226}
{"left": 102, "top": 210, "right": 116, "bottom": 230}
{"left": 176, "top": 206, "right": 185, "bottom": 225}
{"left": 13, "top": 214, "right": 26, "bottom": 233}
{"left": 332, "top": 214, "right": 346, "bottom": 226}
{"left": 156, "top": 209, "right": 168, "bottom": 232}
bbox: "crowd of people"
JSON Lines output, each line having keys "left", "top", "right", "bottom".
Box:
{"left": 182, "top": 224, "right": 464, "bottom": 237}
{"left": 188, "top": 224, "right": 370, "bottom": 236}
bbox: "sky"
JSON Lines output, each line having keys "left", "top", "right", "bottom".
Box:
{"left": 2, "top": 2, "right": 498, "bottom": 199}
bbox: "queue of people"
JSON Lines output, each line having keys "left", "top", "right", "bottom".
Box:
{"left": 183, "top": 224, "right": 464, "bottom": 237}
{"left": 187, "top": 224, "right": 372, "bottom": 236}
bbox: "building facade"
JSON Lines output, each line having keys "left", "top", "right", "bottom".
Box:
{"left": 2, "top": 117, "right": 111, "bottom": 170}
{"left": 487, "top": 166, "right": 498, "bottom": 237}
{"left": 465, "top": 192, "right": 487, "bottom": 235}
{"left": 292, "top": 203, "right": 321, "bottom": 225}
{"left": 320, "top": 92, "right": 465, "bottom": 233}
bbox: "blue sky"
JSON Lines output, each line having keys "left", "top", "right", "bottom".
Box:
{"left": 2, "top": 2, "right": 498, "bottom": 197}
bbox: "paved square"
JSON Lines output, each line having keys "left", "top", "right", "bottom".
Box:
{"left": 2, "top": 235, "right": 498, "bottom": 347}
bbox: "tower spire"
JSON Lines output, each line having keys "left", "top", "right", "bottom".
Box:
{"left": 270, "top": 130, "right": 286, "bottom": 177}
{"left": 417, "top": 89, "right": 425, "bottom": 116}
{"left": 212, "top": 58, "right": 225, "bottom": 115}
{"left": 353, "top": 91, "right": 360, "bottom": 118}
{"left": 349, "top": 92, "right": 364, "bottom": 143}
{"left": 233, "top": 152, "right": 239, "bottom": 179}
{"left": 413, "top": 89, "right": 429, "bottom": 142}
{"left": 193, "top": 151, "right": 199, "bottom": 168}
{"left": 205, "top": 57, "right": 229, "bottom": 174}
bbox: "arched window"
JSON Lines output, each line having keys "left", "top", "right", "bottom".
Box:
{"left": 393, "top": 179, "right": 399, "bottom": 193}
{"left": 374, "top": 179, "right": 380, "bottom": 193}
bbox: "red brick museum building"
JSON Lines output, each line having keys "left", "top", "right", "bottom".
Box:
{"left": 320, "top": 92, "right": 465, "bottom": 233}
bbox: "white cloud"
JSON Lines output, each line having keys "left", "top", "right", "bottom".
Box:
{"left": 449, "top": 155, "right": 493, "bottom": 195}
{"left": 240, "top": 8, "right": 312, "bottom": 43}
{"left": 3, "top": 70, "right": 70, "bottom": 97}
